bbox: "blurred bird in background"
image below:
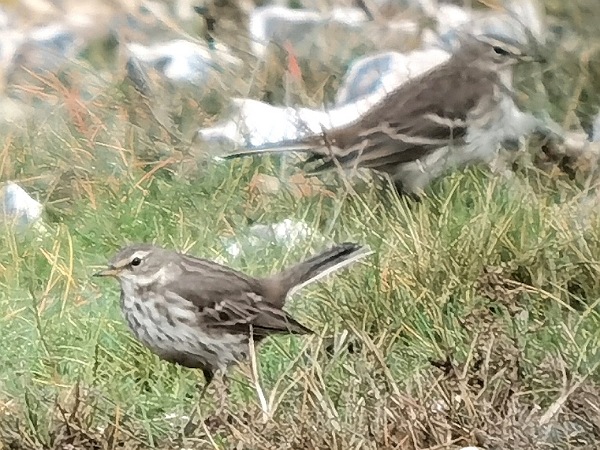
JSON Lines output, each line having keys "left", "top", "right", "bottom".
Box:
{"left": 222, "top": 32, "right": 552, "bottom": 200}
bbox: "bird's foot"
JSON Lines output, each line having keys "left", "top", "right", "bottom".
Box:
{"left": 182, "top": 375, "right": 213, "bottom": 437}
{"left": 214, "top": 374, "right": 231, "bottom": 418}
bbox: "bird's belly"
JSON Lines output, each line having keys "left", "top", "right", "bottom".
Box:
{"left": 121, "top": 297, "right": 248, "bottom": 371}
{"left": 392, "top": 138, "right": 500, "bottom": 194}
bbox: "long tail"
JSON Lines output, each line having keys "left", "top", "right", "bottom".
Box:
{"left": 273, "top": 242, "right": 372, "bottom": 297}
{"left": 221, "top": 141, "right": 339, "bottom": 178}
{"left": 221, "top": 137, "right": 326, "bottom": 161}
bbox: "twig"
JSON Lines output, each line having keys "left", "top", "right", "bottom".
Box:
{"left": 248, "top": 326, "right": 270, "bottom": 422}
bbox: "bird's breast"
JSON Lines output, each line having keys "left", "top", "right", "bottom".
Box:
{"left": 119, "top": 287, "right": 248, "bottom": 371}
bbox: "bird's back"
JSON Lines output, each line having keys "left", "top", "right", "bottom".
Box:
{"left": 330, "top": 52, "right": 499, "bottom": 150}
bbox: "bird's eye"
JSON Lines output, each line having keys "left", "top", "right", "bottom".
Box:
{"left": 131, "top": 257, "right": 142, "bottom": 267}
{"left": 493, "top": 46, "right": 510, "bottom": 56}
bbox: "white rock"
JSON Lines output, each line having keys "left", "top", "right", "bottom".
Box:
{"left": 335, "top": 48, "right": 451, "bottom": 105}
{"left": 370, "top": 0, "right": 438, "bottom": 16}
{"left": 249, "top": 5, "right": 368, "bottom": 59}
{"left": 126, "top": 39, "right": 241, "bottom": 84}
{"left": 173, "top": 0, "right": 199, "bottom": 22}
{"left": 1, "top": 182, "right": 43, "bottom": 230}
{"left": 201, "top": 90, "right": 432, "bottom": 151}
{"left": 503, "top": 0, "right": 547, "bottom": 44}
{"left": 29, "top": 23, "right": 77, "bottom": 48}
{"left": 0, "top": 29, "right": 25, "bottom": 68}
{"left": 326, "top": 6, "right": 368, "bottom": 25}
{"left": 592, "top": 113, "right": 600, "bottom": 142}
{"left": 197, "top": 47, "right": 447, "bottom": 150}
{"left": 0, "top": 6, "right": 10, "bottom": 30}
{"left": 27, "top": 22, "right": 83, "bottom": 59}
{"left": 196, "top": 98, "right": 349, "bottom": 150}
{"left": 4, "top": 22, "right": 85, "bottom": 75}
{"left": 430, "top": 398, "right": 448, "bottom": 413}
{"left": 434, "top": 4, "right": 474, "bottom": 38}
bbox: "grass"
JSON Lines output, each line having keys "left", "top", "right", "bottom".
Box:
{"left": 0, "top": 0, "right": 600, "bottom": 448}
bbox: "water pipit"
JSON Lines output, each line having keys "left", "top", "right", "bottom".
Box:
{"left": 222, "top": 33, "right": 548, "bottom": 199}
{"left": 94, "top": 242, "right": 371, "bottom": 432}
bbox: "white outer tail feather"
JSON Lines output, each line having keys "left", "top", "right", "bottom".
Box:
{"left": 287, "top": 246, "right": 373, "bottom": 299}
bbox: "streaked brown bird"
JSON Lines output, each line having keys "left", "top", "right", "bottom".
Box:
{"left": 94, "top": 241, "right": 371, "bottom": 427}
{"left": 221, "top": 33, "right": 548, "bottom": 199}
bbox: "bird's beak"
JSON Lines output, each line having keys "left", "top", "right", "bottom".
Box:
{"left": 93, "top": 267, "right": 120, "bottom": 278}
{"left": 522, "top": 54, "right": 546, "bottom": 63}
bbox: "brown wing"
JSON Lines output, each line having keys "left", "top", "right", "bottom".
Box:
{"left": 304, "top": 61, "right": 498, "bottom": 173}
{"left": 199, "top": 294, "right": 313, "bottom": 336}
{"left": 163, "top": 257, "right": 312, "bottom": 337}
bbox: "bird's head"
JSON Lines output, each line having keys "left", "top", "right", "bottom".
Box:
{"left": 458, "top": 32, "right": 546, "bottom": 68}
{"left": 94, "top": 243, "right": 169, "bottom": 284}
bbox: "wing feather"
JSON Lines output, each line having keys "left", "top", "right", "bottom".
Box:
{"left": 163, "top": 260, "right": 312, "bottom": 337}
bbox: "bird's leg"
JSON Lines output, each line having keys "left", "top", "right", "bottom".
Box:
{"left": 394, "top": 180, "right": 422, "bottom": 204}
{"left": 376, "top": 176, "right": 421, "bottom": 209}
{"left": 213, "top": 372, "right": 231, "bottom": 418}
{"left": 373, "top": 174, "right": 396, "bottom": 206}
{"left": 182, "top": 368, "right": 214, "bottom": 437}
{"left": 374, "top": 173, "right": 423, "bottom": 207}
